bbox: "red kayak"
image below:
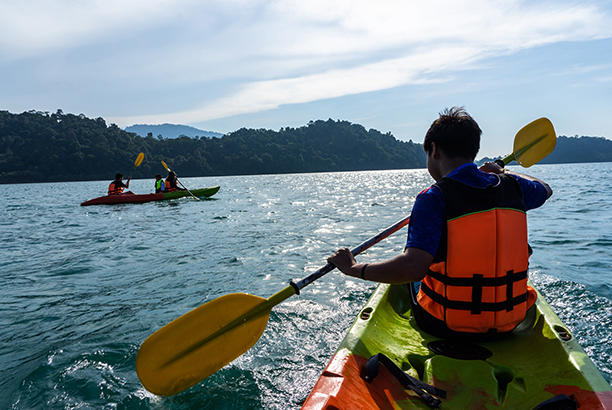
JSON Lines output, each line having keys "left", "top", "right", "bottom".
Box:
{"left": 80, "top": 186, "right": 220, "bottom": 206}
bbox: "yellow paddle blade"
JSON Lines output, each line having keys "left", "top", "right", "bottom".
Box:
{"left": 135, "top": 152, "right": 144, "bottom": 167}
{"left": 161, "top": 161, "right": 170, "bottom": 171}
{"left": 135, "top": 216, "right": 410, "bottom": 396}
{"left": 511, "top": 118, "right": 556, "bottom": 167}
{"left": 136, "top": 293, "right": 271, "bottom": 396}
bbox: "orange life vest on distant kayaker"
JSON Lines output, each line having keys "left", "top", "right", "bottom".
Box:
{"left": 417, "top": 174, "right": 537, "bottom": 334}
{"left": 108, "top": 181, "right": 124, "bottom": 195}
{"left": 165, "top": 180, "right": 176, "bottom": 193}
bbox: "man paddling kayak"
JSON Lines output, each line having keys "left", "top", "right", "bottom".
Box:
{"left": 328, "top": 107, "right": 553, "bottom": 340}
{"left": 108, "top": 173, "right": 134, "bottom": 195}
{"left": 164, "top": 171, "right": 186, "bottom": 193}
{"left": 154, "top": 174, "right": 166, "bottom": 193}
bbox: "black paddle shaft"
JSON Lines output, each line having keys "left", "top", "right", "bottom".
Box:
{"left": 290, "top": 215, "right": 411, "bottom": 294}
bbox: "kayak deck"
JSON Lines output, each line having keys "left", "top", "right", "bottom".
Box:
{"left": 302, "top": 283, "right": 612, "bottom": 409}
{"left": 80, "top": 186, "right": 220, "bottom": 206}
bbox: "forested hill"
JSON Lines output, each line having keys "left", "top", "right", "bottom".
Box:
{"left": 477, "top": 135, "right": 612, "bottom": 166}
{"left": 0, "top": 110, "right": 426, "bottom": 184}
{"left": 539, "top": 136, "right": 612, "bottom": 164}
{"left": 2, "top": 110, "right": 611, "bottom": 184}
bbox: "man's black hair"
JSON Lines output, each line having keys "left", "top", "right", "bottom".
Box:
{"left": 423, "top": 107, "right": 481, "bottom": 160}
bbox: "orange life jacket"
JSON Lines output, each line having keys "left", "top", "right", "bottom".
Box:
{"left": 108, "top": 181, "right": 124, "bottom": 195}
{"left": 417, "top": 175, "right": 537, "bottom": 334}
{"left": 165, "top": 180, "right": 176, "bottom": 192}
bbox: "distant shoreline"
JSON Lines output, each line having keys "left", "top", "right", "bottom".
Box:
{"left": 1, "top": 110, "right": 610, "bottom": 184}
{"left": 6, "top": 161, "right": 612, "bottom": 186}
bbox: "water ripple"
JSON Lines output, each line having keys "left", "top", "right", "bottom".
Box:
{"left": 1, "top": 166, "right": 611, "bottom": 409}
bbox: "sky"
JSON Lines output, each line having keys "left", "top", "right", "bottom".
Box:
{"left": 1, "top": 0, "right": 611, "bottom": 158}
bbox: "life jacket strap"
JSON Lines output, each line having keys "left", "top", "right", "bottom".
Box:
{"left": 427, "top": 268, "right": 527, "bottom": 287}
{"left": 363, "top": 353, "right": 446, "bottom": 408}
{"left": 420, "top": 269, "right": 529, "bottom": 314}
{"left": 421, "top": 271, "right": 527, "bottom": 315}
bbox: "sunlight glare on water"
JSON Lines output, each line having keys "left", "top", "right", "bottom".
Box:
{"left": 1, "top": 164, "right": 611, "bottom": 409}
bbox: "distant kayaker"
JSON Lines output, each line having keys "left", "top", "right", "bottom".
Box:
{"left": 108, "top": 173, "right": 134, "bottom": 195}
{"left": 155, "top": 174, "right": 166, "bottom": 193}
{"left": 328, "top": 107, "right": 553, "bottom": 340}
{"left": 165, "top": 171, "right": 186, "bottom": 193}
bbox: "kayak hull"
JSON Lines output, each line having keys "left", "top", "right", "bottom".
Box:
{"left": 302, "top": 282, "right": 612, "bottom": 409}
{"left": 80, "top": 186, "right": 220, "bottom": 206}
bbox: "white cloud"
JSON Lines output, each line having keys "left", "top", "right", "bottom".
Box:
{"left": 113, "top": 45, "right": 482, "bottom": 125}
{"left": 110, "top": 0, "right": 612, "bottom": 125}
{"left": 0, "top": 0, "right": 193, "bottom": 59}
{"left": 2, "top": 0, "right": 612, "bottom": 125}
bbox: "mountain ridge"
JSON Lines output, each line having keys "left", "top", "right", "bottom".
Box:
{"left": 125, "top": 123, "right": 223, "bottom": 139}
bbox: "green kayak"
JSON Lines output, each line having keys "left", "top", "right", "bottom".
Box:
{"left": 302, "top": 282, "right": 612, "bottom": 409}
{"left": 80, "top": 186, "right": 220, "bottom": 206}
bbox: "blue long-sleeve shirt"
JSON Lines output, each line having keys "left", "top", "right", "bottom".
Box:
{"left": 406, "top": 163, "right": 549, "bottom": 256}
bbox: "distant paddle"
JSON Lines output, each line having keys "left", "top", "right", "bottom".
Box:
{"left": 128, "top": 152, "right": 145, "bottom": 180}
{"left": 161, "top": 161, "right": 200, "bottom": 201}
{"left": 136, "top": 118, "right": 557, "bottom": 397}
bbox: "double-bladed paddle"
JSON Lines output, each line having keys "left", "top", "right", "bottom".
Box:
{"left": 136, "top": 117, "right": 557, "bottom": 396}
{"left": 161, "top": 160, "right": 200, "bottom": 201}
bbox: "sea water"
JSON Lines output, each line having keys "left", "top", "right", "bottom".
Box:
{"left": 1, "top": 163, "right": 611, "bottom": 409}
